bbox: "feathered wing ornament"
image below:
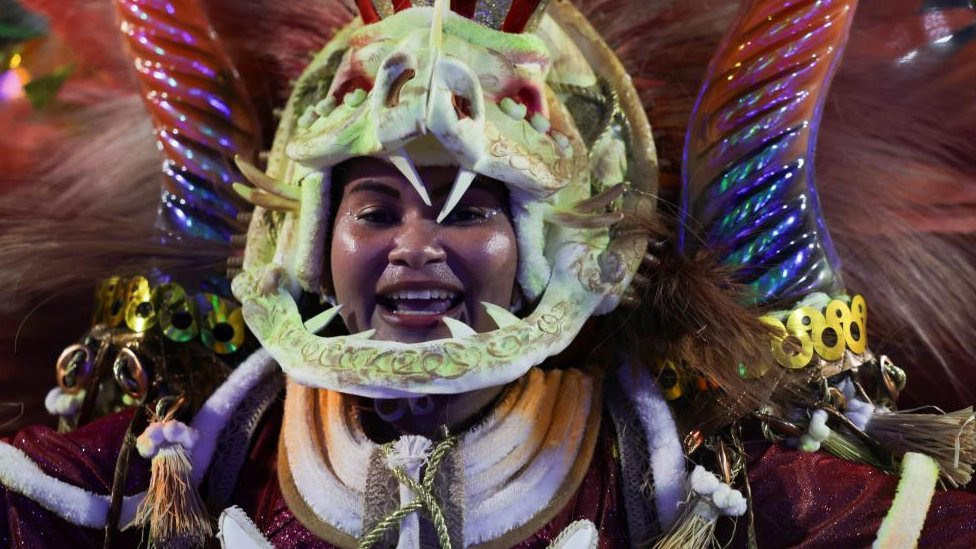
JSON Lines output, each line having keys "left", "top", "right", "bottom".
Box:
{"left": 0, "top": 0, "right": 264, "bottom": 309}
{"left": 114, "top": 0, "right": 261, "bottom": 243}
{"left": 668, "top": 1, "right": 976, "bottom": 544}
{"left": 680, "top": 0, "right": 852, "bottom": 305}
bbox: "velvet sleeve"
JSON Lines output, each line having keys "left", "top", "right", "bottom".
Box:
{"left": 1, "top": 409, "right": 150, "bottom": 548}
{"left": 744, "top": 444, "right": 976, "bottom": 548}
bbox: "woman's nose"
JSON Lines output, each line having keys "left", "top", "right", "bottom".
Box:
{"left": 388, "top": 217, "right": 447, "bottom": 268}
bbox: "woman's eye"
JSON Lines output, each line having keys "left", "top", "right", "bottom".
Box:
{"left": 355, "top": 207, "right": 398, "bottom": 225}
{"left": 442, "top": 206, "right": 498, "bottom": 226}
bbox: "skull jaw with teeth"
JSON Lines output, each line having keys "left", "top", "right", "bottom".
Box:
{"left": 232, "top": 4, "right": 655, "bottom": 397}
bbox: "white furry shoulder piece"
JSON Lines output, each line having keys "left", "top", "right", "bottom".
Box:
{"left": 0, "top": 348, "right": 277, "bottom": 529}
{"left": 617, "top": 363, "right": 687, "bottom": 530}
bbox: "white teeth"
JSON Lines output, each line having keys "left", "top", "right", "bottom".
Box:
{"left": 437, "top": 167, "right": 477, "bottom": 223}
{"left": 481, "top": 301, "right": 520, "bottom": 328}
{"left": 441, "top": 316, "right": 476, "bottom": 337}
{"left": 385, "top": 289, "right": 458, "bottom": 300}
{"left": 304, "top": 305, "right": 342, "bottom": 335}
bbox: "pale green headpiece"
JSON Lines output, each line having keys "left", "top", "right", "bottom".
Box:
{"left": 232, "top": 0, "right": 657, "bottom": 397}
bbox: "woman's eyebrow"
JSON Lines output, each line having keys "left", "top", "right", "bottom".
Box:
{"left": 346, "top": 180, "right": 400, "bottom": 199}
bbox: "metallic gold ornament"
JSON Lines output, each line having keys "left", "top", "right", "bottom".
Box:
{"left": 98, "top": 276, "right": 127, "bottom": 328}
{"left": 760, "top": 295, "right": 869, "bottom": 370}
{"left": 847, "top": 295, "right": 868, "bottom": 354}
{"left": 153, "top": 283, "right": 199, "bottom": 342}
{"left": 656, "top": 359, "right": 685, "bottom": 400}
{"left": 113, "top": 347, "right": 149, "bottom": 400}
{"left": 124, "top": 276, "right": 158, "bottom": 332}
{"left": 56, "top": 344, "right": 94, "bottom": 395}
{"left": 198, "top": 293, "right": 246, "bottom": 354}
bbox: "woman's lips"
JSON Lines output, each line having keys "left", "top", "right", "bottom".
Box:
{"left": 376, "top": 290, "right": 465, "bottom": 329}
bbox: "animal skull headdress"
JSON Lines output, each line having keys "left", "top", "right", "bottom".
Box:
{"left": 231, "top": 0, "right": 657, "bottom": 397}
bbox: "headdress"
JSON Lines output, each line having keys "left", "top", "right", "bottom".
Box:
{"left": 229, "top": 0, "right": 658, "bottom": 397}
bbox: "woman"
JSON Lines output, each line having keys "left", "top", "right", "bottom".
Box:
{"left": 2, "top": 0, "right": 976, "bottom": 547}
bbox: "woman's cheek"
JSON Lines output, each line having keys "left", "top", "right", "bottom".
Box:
{"left": 470, "top": 224, "right": 519, "bottom": 306}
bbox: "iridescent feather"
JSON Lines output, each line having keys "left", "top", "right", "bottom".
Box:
{"left": 116, "top": 0, "right": 261, "bottom": 241}
{"left": 681, "top": 0, "right": 857, "bottom": 305}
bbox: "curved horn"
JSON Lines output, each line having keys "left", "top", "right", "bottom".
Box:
{"left": 680, "top": 0, "right": 857, "bottom": 305}
{"left": 115, "top": 0, "right": 261, "bottom": 242}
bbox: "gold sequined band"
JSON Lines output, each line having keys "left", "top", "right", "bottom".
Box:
{"left": 655, "top": 295, "right": 870, "bottom": 400}
{"left": 759, "top": 294, "right": 868, "bottom": 371}
{"left": 93, "top": 275, "right": 247, "bottom": 355}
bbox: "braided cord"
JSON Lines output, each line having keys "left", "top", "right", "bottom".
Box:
{"left": 358, "top": 430, "right": 458, "bottom": 549}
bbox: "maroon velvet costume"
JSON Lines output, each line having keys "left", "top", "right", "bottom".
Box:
{"left": 4, "top": 402, "right": 976, "bottom": 548}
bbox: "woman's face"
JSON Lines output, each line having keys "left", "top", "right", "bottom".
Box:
{"left": 330, "top": 157, "right": 518, "bottom": 344}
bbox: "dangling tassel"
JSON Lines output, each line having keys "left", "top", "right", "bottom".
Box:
{"left": 133, "top": 398, "right": 212, "bottom": 548}
{"left": 654, "top": 466, "right": 747, "bottom": 549}
{"left": 865, "top": 407, "right": 976, "bottom": 487}
{"left": 837, "top": 379, "right": 976, "bottom": 487}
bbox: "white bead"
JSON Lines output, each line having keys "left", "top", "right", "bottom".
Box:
{"left": 800, "top": 434, "right": 821, "bottom": 452}
{"left": 529, "top": 113, "right": 550, "bottom": 133}
{"left": 343, "top": 88, "right": 367, "bottom": 107}
{"left": 499, "top": 97, "right": 527, "bottom": 120}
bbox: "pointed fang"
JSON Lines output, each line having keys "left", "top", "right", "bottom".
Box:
{"left": 233, "top": 183, "right": 299, "bottom": 213}
{"left": 234, "top": 155, "right": 300, "bottom": 201}
{"left": 545, "top": 209, "right": 624, "bottom": 229}
{"left": 430, "top": 0, "right": 448, "bottom": 54}
{"left": 574, "top": 183, "right": 626, "bottom": 213}
{"left": 482, "top": 302, "right": 520, "bottom": 328}
{"left": 441, "top": 316, "right": 476, "bottom": 338}
{"left": 384, "top": 148, "right": 431, "bottom": 206}
{"left": 303, "top": 305, "right": 343, "bottom": 335}
{"left": 437, "top": 168, "right": 477, "bottom": 223}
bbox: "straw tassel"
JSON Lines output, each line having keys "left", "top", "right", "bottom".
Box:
{"left": 134, "top": 404, "right": 212, "bottom": 548}
{"left": 654, "top": 466, "right": 747, "bottom": 549}
{"left": 839, "top": 379, "right": 976, "bottom": 486}
{"left": 865, "top": 407, "right": 976, "bottom": 487}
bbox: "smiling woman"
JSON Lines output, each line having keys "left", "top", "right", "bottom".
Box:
{"left": 329, "top": 157, "right": 519, "bottom": 344}
{"left": 3, "top": 0, "right": 976, "bottom": 548}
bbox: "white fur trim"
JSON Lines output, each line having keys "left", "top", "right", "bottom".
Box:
{"left": 0, "top": 442, "right": 143, "bottom": 528}
{"left": 463, "top": 372, "right": 592, "bottom": 544}
{"left": 189, "top": 348, "right": 278, "bottom": 484}
{"left": 0, "top": 442, "right": 109, "bottom": 528}
{"left": 618, "top": 364, "right": 687, "bottom": 529}
{"left": 547, "top": 519, "right": 599, "bottom": 549}
{"left": 283, "top": 382, "right": 365, "bottom": 534}
{"left": 218, "top": 506, "right": 274, "bottom": 549}
{"left": 873, "top": 452, "right": 939, "bottom": 549}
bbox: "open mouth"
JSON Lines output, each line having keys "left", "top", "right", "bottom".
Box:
{"left": 376, "top": 289, "right": 464, "bottom": 318}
